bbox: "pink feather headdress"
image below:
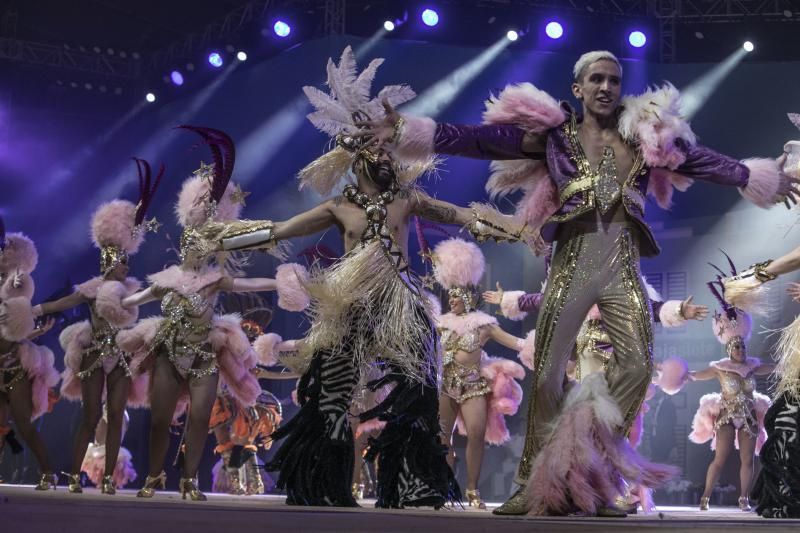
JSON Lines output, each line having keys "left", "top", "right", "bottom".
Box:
{"left": 90, "top": 158, "right": 163, "bottom": 273}
{"left": 707, "top": 251, "right": 752, "bottom": 345}
{"left": 0, "top": 232, "right": 38, "bottom": 274}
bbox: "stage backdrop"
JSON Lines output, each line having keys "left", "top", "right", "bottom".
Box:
{"left": 2, "top": 35, "right": 799, "bottom": 502}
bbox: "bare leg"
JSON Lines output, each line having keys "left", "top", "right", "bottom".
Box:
{"left": 437, "top": 393, "right": 459, "bottom": 468}
{"left": 146, "top": 354, "right": 181, "bottom": 477}
{"left": 182, "top": 372, "right": 220, "bottom": 479}
{"left": 459, "top": 395, "right": 488, "bottom": 492}
{"left": 737, "top": 428, "right": 756, "bottom": 499}
{"left": 69, "top": 365, "right": 105, "bottom": 474}
{"left": 702, "top": 423, "right": 735, "bottom": 499}
{"left": 103, "top": 366, "right": 130, "bottom": 476}
{"left": 7, "top": 377, "right": 52, "bottom": 473}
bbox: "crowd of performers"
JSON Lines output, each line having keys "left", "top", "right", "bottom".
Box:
{"left": 1, "top": 45, "right": 800, "bottom": 518}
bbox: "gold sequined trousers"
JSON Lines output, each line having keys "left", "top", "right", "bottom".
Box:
{"left": 514, "top": 219, "right": 654, "bottom": 484}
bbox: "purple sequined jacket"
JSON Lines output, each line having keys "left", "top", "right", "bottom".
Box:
{"left": 432, "top": 111, "right": 749, "bottom": 257}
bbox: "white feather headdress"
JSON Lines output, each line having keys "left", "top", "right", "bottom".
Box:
{"left": 298, "top": 46, "right": 422, "bottom": 196}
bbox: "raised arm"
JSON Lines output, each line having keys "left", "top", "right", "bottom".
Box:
{"left": 766, "top": 246, "right": 800, "bottom": 277}
{"left": 33, "top": 291, "right": 87, "bottom": 317}
{"left": 689, "top": 366, "right": 717, "bottom": 382}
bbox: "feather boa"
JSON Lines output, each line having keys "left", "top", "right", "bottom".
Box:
{"left": 454, "top": 353, "right": 525, "bottom": 445}
{"left": 147, "top": 265, "right": 222, "bottom": 295}
{"left": 18, "top": 341, "right": 60, "bottom": 421}
{"left": 0, "top": 297, "right": 35, "bottom": 341}
{"left": 253, "top": 333, "right": 282, "bottom": 367}
{"left": 435, "top": 311, "right": 497, "bottom": 336}
{"left": 275, "top": 263, "right": 311, "bottom": 312}
{"left": 709, "top": 357, "right": 762, "bottom": 378}
{"left": 94, "top": 278, "right": 141, "bottom": 328}
{"left": 500, "top": 291, "right": 527, "bottom": 321}
{"left": 525, "top": 373, "right": 677, "bottom": 515}
{"left": 0, "top": 272, "right": 35, "bottom": 300}
{"left": 517, "top": 330, "right": 536, "bottom": 371}
{"left": 658, "top": 299, "right": 686, "bottom": 328}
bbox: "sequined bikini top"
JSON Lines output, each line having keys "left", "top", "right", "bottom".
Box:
{"left": 161, "top": 290, "right": 214, "bottom": 337}
{"left": 718, "top": 371, "right": 756, "bottom": 400}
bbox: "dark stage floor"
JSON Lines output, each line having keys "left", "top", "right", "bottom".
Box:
{"left": 2, "top": 484, "right": 798, "bottom": 533}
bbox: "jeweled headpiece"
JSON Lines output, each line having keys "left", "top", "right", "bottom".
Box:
{"left": 298, "top": 46, "right": 425, "bottom": 196}
{"left": 707, "top": 251, "right": 752, "bottom": 349}
{"left": 91, "top": 158, "right": 163, "bottom": 275}
{"left": 432, "top": 238, "right": 485, "bottom": 313}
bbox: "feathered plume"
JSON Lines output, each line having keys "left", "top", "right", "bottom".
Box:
{"left": 706, "top": 250, "right": 740, "bottom": 322}
{"left": 176, "top": 125, "right": 236, "bottom": 205}
{"left": 132, "top": 157, "right": 164, "bottom": 226}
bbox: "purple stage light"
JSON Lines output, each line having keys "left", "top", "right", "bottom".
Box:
{"left": 208, "top": 52, "right": 223, "bottom": 68}
{"left": 274, "top": 20, "right": 291, "bottom": 37}
{"left": 628, "top": 31, "right": 647, "bottom": 48}
{"left": 545, "top": 21, "right": 563, "bottom": 40}
{"left": 421, "top": 9, "right": 439, "bottom": 27}
{"left": 170, "top": 71, "right": 184, "bottom": 86}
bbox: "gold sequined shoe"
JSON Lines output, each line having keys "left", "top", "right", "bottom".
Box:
{"left": 699, "top": 496, "right": 710, "bottom": 511}
{"left": 64, "top": 472, "right": 82, "bottom": 493}
{"left": 227, "top": 467, "right": 246, "bottom": 496}
{"left": 492, "top": 487, "right": 528, "bottom": 515}
{"left": 136, "top": 471, "right": 166, "bottom": 498}
{"left": 466, "top": 489, "right": 487, "bottom": 510}
{"left": 101, "top": 475, "right": 116, "bottom": 495}
{"left": 245, "top": 457, "right": 264, "bottom": 495}
{"left": 179, "top": 477, "right": 207, "bottom": 501}
{"left": 738, "top": 496, "right": 752, "bottom": 512}
{"left": 351, "top": 482, "right": 365, "bottom": 500}
{"left": 33, "top": 473, "right": 57, "bottom": 491}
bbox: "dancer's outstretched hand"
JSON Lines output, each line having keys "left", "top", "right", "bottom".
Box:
{"left": 787, "top": 282, "right": 800, "bottom": 302}
{"left": 776, "top": 153, "right": 800, "bottom": 208}
{"left": 353, "top": 100, "right": 402, "bottom": 150}
{"left": 482, "top": 282, "right": 504, "bottom": 305}
{"left": 681, "top": 295, "right": 709, "bottom": 321}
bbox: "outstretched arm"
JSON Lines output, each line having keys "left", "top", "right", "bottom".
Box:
{"left": 766, "top": 246, "right": 800, "bottom": 278}
{"left": 33, "top": 291, "right": 87, "bottom": 317}
{"left": 121, "top": 287, "right": 160, "bottom": 308}
{"left": 485, "top": 324, "right": 523, "bottom": 351}
{"left": 218, "top": 276, "right": 278, "bottom": 293}
{"left": 754, "top": 362, "right": 776, "bottom": 376}
{"left": 210, "top": 200, "right": 337, "bottom": 253}
{"left": 27, "top": 317, "right": 55, "bottom": 340}
{"left": 411, "top": 191, "right": 473, "bottom": 226}
{"left": 689, "top": 367, "right": 717, "bottom": 382}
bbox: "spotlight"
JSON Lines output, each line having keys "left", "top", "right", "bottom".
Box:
{"left": 273, "top": 20, "right": 291, "bottom": 37}
{"left": 743, "top": 41, "right": 754, "bottom": 52}
{"left": 384, "top": 20, "right": 395, "bottom": 32}
{"left": 628, "top": 31, "right": 647, "bottom": 48}
{"left": 421, "top": 8, "right": 439, "bottom": 27}
{"left": 145, "top": 92, "right": 156, "bottom": 103}
{"left": 236, "top": 50, "right": 248, "bottom": 61}
{"left": 506, "top": 30, "right": 519, "bottom": 42}
{"left": 170, "top": 70, "right": 184, "bottom": 86}
{"left": 84, "top": 83, "right": 92, "bottom": 90}
{"left": 208, "top": 52, "right": 224, "bottom": 68}
{"left": 545, "top": 21, "right": 563, "bottom": 40}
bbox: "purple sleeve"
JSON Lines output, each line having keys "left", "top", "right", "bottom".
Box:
{"left": 672, "top": 140, "right": 749, "bottom": 187}
{"left": 434, "top": 123, "right": 543, "bottom": 161}
{"left": 518, "top": 292, "right": 544, "bottom": 313}
{"left": 651, "top": 300, "right": 663, "bottom": 323}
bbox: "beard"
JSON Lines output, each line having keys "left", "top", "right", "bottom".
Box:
{"left": 363, "top": 159, "right": 396, "bottom": 191}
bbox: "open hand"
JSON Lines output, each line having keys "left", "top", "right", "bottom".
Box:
{"left": 482, "top": 282, "right": 504, "bottom": 305}
{"left": 788, "top": 282, "right": 800, "bottom": 302}
{"left": 681, "top": 295, "right": 709, "bottom": 321}
{"left": 352, "top": 100, "right": 402, "bottom": 151}
{"left": 776, "top": 153, "right": 800, "bottom": 209}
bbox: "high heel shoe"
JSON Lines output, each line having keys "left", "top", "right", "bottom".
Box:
{"left": 101, "top": 475, "right": 116, "bottom": 495}
{"left": 33, "top": 473, "right": 57, "bottom": 491}
{"left": 136, "top": 471, "right": 166, "bottom": 498}
{"left": 179, "top": 477, "right": 206, "bottom": 501}
{"left": 245, "top": 457, "right": 264, "bottom": 496}
{"left": 63, "top": 472, "right": 82, "bottom": 494}
{"left": 738, "top": 496, "right": 752, "bottom": 512}
{"left": 466, "top": 489, "right": 487, "bottom": 510}
{"left": 351, "top": 482, "right": 365, "bottom": 501}
{"left": 699, "top": 496, "right": 710, "bottom": 511}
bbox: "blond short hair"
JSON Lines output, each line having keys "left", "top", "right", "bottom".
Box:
{"left": 573, "top": 51, "right": 622, "bottom": 81}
